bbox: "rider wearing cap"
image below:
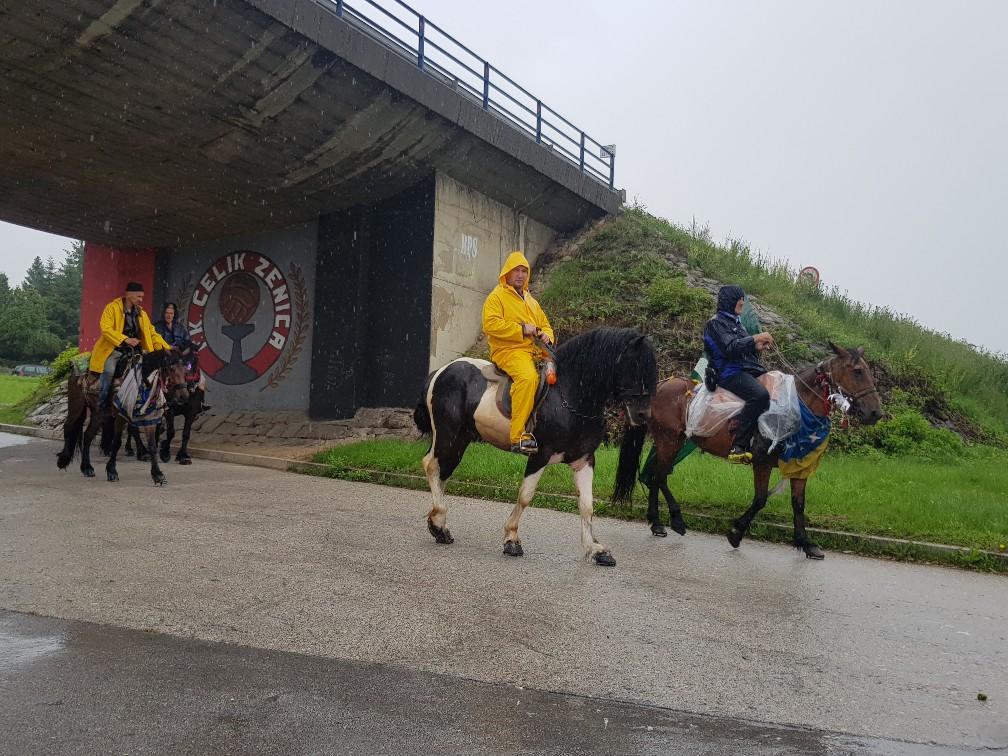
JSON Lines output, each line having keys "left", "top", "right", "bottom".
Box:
{"left": 90, "top": 282, "right": 172, "bottom": 406}
{"left": 481, "top": 252, "right": 555, "bottom": 455}
{"left": 703, "top": 285, "right": 775, "bottom": 463}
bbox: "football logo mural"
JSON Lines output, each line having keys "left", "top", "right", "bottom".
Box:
{"left": 187, "top": 252, "right": 308, "bottom": 387}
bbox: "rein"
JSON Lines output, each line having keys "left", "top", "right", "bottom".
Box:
{"left": 769, "top": 343, "right": 879, "bottom": 420}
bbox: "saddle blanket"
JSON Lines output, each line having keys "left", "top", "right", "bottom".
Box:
{"left": 113, "top": 364, "right": 166, "bottom": 429}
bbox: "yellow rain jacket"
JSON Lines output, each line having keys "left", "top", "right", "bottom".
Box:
{"left": 481, "top": 252, "right": 555, "bottom": 443}
{"left": 89, "top": 297, "right": 172, "bottom": 374}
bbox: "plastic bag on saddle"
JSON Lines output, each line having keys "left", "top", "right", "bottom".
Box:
{"left": 685, "top": 371, "right": 800, "bottom": 451}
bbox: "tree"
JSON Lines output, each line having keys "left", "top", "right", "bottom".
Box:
{"left": 0, "top": 288, "right": 62, "bottom": 361}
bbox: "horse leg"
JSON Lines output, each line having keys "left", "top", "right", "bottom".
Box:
{"left": 651, "top": 437, "right": 685, "bottom": 537}
{"left": 57, "top": 384, "right": 85, "bottom": 471}
{"left": 133, "top": 427, "right": 150, "bottom": 462}
{"left": 160, "top": 411, "right": 175, "bottom": 463}
{"left": 147, "top": 425, "right": 166, "bottom": 486}
{"left": 176, "top": 409, "right": 193, "bottom": 465}
{"left": 79, "top": 405, "right": 104, "bottom": 478}
{"left": 105, "top": 417, "right": 125, "bottom": 482}
{"left": 790, "top": 478, "right": 824, "bottom": 560}
{"left": 573, "top": 455, "right": 615, "bottom": 566}
{"left": 124, "top": 427, "right": 134, "bottom": 457}
{"left": 502, "top": 456, "right": 548, "bottom": 557}
{"left": 726, "top": 461, "right": 773, "bottom": 549}
{"left": 422, "top": 427, "right": 468, "bottom": 545}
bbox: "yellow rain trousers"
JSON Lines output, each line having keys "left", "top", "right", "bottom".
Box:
{"left": 481, "top": 252, "right": 555, "bottom": 444}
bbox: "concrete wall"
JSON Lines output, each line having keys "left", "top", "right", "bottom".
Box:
{"left": 162, "top": 222, "right": 318, "bottom": 413}
{"left": 429, "top": 173, "right": 556, "bottom": 369}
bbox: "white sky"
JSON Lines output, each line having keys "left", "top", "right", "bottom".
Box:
{"left": 2, "top": 0, "right": 1005, "bottom": 354}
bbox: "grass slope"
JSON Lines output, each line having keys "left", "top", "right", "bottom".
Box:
{"left": 535, "top": 207, "right": 1008, "bottom": 445}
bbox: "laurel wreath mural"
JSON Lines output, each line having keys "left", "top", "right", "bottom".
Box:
{"left": 260, "top": 262, "right": 310, "bottom": 392}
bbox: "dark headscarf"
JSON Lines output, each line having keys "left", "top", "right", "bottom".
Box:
{"left": 716, "top": 285, "right": 745, "bottom": 315}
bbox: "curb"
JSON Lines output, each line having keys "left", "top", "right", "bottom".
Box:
{"left": 4, "top": 422, "right": 1005, "bottom": 569}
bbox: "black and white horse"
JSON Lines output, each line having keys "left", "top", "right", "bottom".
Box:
{"left": 414, "top": 327, "right": 657, "bottom": 566}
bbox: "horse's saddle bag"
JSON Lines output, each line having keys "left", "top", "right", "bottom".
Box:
{"left": 481, "top": 363, "right": 551, "bottom": 420}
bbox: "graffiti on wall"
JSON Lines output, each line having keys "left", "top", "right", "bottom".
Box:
{"left": 184, "top": 251, "right": 309, "bottom": 389}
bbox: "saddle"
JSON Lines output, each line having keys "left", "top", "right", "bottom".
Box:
{"left": 481, "top": 363, "right": 551, "bottom": 420}
{"left": 85, "top": 351, "right": 141, "bottom": 396}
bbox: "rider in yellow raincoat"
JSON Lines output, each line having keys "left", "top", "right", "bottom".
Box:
{"left": 481, "top": 252, "right": 555, "bottom": 454}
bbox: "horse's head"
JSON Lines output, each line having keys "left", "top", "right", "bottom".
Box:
{"left": 614, "top": 332, "right": 659, "bottom": 426}
{"left": 827, "top": 342, "right": 882, "bottom": 425}
{"left": 181, "top": 346, "right": 202, "bottom": 387}
{"left": 146, "top": 348, "right": 190, "bottom": 405}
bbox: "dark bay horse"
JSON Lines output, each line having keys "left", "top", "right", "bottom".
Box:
{"left": 414, "top": 327, "right": 658, "bottom": 566}
{"left": 117, "top": 349, "right": 205, "bottom": 464}
{"left": 57, "top": 349, "right": 188, "bottom": 485}
{"left": 157, "top": 348, "right": 206, "bottom": 466}
{"left": 614, "top": 343, "right": 882, "bottom": 559}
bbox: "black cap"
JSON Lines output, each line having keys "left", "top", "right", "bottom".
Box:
{"left": 126, "top": 281, "right": 144, "bottom": 292}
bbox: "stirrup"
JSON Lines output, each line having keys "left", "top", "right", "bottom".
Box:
{"left": 510, "top": 433, "right": 538, "bottom": 456}
{"left": 727, "top": 447, "right": 753, "bottom": 465}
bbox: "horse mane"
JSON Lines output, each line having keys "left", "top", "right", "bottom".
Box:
{"left": 555, "top": 327, "right": 656, "bottom": 412}
{"left": 141, "top": 348, "right": 177, "bottom": 376}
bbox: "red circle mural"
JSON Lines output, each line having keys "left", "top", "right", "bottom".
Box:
{"left": 187, "top": 252, "right": 292, "bottom": 386}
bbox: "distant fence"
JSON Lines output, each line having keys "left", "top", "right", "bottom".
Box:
{"left": 318, "top": 0, "right": 617, "bottom": 189}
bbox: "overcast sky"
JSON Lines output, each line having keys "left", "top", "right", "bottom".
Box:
{"left": 2, "top": 0, "right": 1005, "bottom": 354}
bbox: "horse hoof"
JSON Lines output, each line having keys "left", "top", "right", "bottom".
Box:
{"left": 177, "top": 456, "right": 192, "bottom": 466}
{"left": 159, "top": 449, "right": 170, "bottom": 463}
{"left": 503, "top": 540, "right": 524, "bottom": 557}
{"left": 153, "top": 475, "right": 166, "bottom": 486}
{"left": 137, "top": 452, "right": 150, "bottom": 463}
{"left": 124, "top": 448, "right": 134, "bottom": 458}
{"left": 81, "top": 466, "right": 95, "bottom": 478}
{"left": 107, "top": 471, "right": 118, "bottom": 482}
{"left": 650, "top": 523, "right": 667, "bottom": 537}
{"left": 804, "top": 544, "right": 825, "bottom": 560}
{"left": 427, "top": 518, "right": 454, "bottom": 545}
{"left": 669, "top": 515, "right": 687, "bottom": 536}
{"left": 592, "top": 551, "right": 616, "bottom": 567}
{"left": 726, "top": 528, "right": 744, "bottom": 549}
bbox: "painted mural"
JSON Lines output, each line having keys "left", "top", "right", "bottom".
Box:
{"left": 164, "top": 223, "right": 317, "bottom": 412}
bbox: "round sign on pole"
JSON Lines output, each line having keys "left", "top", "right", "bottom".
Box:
{"left": 798, "top": 266, "right": 820, "bottom": 286}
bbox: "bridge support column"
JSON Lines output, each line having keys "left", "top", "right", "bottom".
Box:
{"left": 79, "top": 243, "right": 157, "bottom": 351}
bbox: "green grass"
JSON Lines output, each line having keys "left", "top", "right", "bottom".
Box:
{"left": 0, "top": 375, "right": 43, "bottom": 424}
{"left": 306, "top": 439, "right": 1008, "bottom": 568}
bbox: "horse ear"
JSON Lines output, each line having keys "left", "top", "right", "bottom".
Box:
{"left": 828, "top": 341, "right": 849, "bottom": 358}
{"left": 856, "top": 346, "right": 865, "bottom": 360}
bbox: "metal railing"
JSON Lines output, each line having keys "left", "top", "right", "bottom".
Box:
{"left": 318, "top": 0, "right": 616, "bottom": 189}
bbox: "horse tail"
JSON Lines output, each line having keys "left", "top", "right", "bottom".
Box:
{"left": 413, "top": 372, "right": 435, "bottom": 435}
{"left": 612, "top": 422, "right": 648, "bottom": 505}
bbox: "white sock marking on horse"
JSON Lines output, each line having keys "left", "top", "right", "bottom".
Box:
{"left": 504, "top": 465, "right": 546, "bottom": 543}
{"left": 571, "top": 460, "right": 605, "bottom": 560}
{"left": 423, "top": 363, "right": 452, "bottom": 531}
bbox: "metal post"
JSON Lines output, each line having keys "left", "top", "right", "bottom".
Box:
{"left": 482, "top": 61, "right": 490, "bottom": 109}
{"left": 609, "top": 150, "right": 615, "bottom": 188}
{"left": 335, "top": 0, "right": 343, "bottom": 17}
{"left": 535, "top": 101, "right": 542, "bottom": 143}
{"left": 418, "top": 16, "right": 425, "bottom": 70}
{"left": 579, "top": 132, "right": 585, "bottom": 172}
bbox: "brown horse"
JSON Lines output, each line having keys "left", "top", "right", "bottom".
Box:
{"left": 57, "top": 349, "right": 188, "bottom": 485}
{"left": 613, "top": 343, "right": 882, "bottom": 559}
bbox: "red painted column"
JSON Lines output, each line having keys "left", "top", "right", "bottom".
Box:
{"left": 79, "top": 243, "right": 157, "bottom": 351}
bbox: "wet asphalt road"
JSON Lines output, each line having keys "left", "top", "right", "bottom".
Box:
{"left": 0, "top": 432, "right": 1006, "bottom": 754}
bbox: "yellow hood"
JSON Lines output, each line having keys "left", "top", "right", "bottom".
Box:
{"left": 498, "top": 251, "right": 532, "bottom": 290}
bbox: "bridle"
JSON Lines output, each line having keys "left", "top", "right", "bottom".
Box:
{"left": 770, "top": 344, "right": 879, "bottom": 417}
